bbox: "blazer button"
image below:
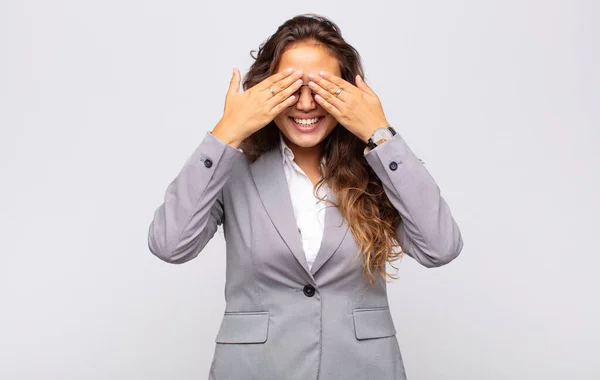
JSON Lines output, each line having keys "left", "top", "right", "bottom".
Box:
{"left": 389, "top": 161, "right": 398, "bottom": 171}
{"left": 303, "top": 284, "right": 315, "bottom": 297}
{"left": 204, "top": 159, "right": 213, "bottom": 168}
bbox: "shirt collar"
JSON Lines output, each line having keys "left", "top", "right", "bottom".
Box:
{"left": 278, "top": 130, "right": 327, "bottom": 170}
{"left": 279, "top": 130, "right": 295, "bottom": 164}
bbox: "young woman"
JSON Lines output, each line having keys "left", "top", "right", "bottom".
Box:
{"left": 148, "top": 13, "right": 463, "bottom": 380}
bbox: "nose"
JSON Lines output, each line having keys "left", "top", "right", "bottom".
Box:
{"left": 294, "top": 84, "right": 317, "bottom": 111}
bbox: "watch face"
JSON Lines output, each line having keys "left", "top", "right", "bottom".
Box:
{"left": 373, "top": 127, "right": 393, "bottom": 142}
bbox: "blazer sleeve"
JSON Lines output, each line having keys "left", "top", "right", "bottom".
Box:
{"left": 147, "top": 131, "right": 245, "bottom": 264}
{"left": 364, "top": 130, "right": 464, "bottom": 268}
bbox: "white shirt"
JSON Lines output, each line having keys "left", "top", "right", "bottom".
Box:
{"left": 278, "top": 132, "right": 329, "bottom": 270}
{"left": 229, "top": 132, "right": 329, "bottom": 270}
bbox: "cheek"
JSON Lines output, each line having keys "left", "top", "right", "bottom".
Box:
{"left": 274, "top": 113, "right": 288, "bottom": 124}
{"left": 272, "top": 115, "right": 287, "bottom": 131}
{"left": 325, "top": 114, "right": 337, "bottom": 126}
{"left": 323, "top": 117, "right": 338, "bottom": 135}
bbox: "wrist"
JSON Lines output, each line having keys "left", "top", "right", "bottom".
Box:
{"left": 361, "top": 120, "right": 390, "bottom": 144}
{"left": 366, "top": 124, "right": 396, "bottom": 149}
{"left": 212, "top": 121, "right": 244, "bottom": 149}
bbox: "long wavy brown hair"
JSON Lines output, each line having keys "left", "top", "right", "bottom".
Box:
{"left": 240, "top": 13, "right": 405, "bottom": 285}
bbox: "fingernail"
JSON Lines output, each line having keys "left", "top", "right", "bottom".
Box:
{"left": 286, "top": 68, "right": 293, "bottom": 73}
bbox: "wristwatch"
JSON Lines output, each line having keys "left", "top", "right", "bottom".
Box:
{"left": 367, "top": 126, "right": 397, "bottom": 149}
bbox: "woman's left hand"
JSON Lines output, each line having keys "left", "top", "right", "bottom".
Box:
{"left": 308, "top": 71, "right": 390, "bottom": 143}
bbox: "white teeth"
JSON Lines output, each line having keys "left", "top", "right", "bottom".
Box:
{"left": 292, "top": 117, "right": 320, "bottom": 125}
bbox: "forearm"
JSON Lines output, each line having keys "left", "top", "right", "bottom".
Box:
{"left": 364, "top": 130, "right": 463, "bottom": 267}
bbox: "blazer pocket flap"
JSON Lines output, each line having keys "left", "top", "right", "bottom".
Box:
{"left": 215, "top": 311, "right": 270, "bottom": 343}
{"left": 353, "top": 307, "right": 397, "bottom": 340}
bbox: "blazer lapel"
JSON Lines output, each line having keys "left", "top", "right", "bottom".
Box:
{"left": 250, "top": 145, "right": 350, "bottom": 278}
{"left": 310, "top": 186, "right": 349, "bottom": 275}
{"left": 250, "top": 147, "right": 311, "bottom": 276}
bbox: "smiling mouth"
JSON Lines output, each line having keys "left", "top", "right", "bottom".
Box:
{"left": 289, "top": 116, "right": 323, "bottom": 124}
{"left": 288, "top": 116, "right": 324, "bottom": 132}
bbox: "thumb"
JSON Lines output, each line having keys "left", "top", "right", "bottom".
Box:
{"left": 356, "top": 74, "right": 375, "bottom": 96}
{"left": 228, "top": 67, "right": 241, "bottom": 95}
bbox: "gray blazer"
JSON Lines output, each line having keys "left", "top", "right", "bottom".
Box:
{"left": 147, "top": 130, "right": 463, "bottom": 380}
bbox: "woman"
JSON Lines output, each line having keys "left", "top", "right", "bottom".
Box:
{"left": 148, "top": 13, "right": 463, "bottom": 380}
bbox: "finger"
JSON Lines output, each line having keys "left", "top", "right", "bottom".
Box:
{"left": 270, "top": 94, "right": 298, "bottom": 116}
{"left": 308, "top": 73, "right": 339, "bottom": 95}
{"left": 269, "top": 70, "right": 304, "bottom": 96}
{"left": 227, "top": 67, "right": 240, "bottom": 95}
{"left": 314, "top": 93, "right": 342, "bottom": 119}
{"left": 308, "top": 80, "right": 345, "bottom": 110}
{"left": 256, "top": 68, "right": 295, "bottom": 91}
{"left": 310, "top": 72, "right": 357, "bottom": 102}
{"left": 356, "top": 74, "right": 376, "bottom": 96}
{"left": 268, "top": 77, "right": 303, "bottom": 109}
{"left": 316, "top": 71, "right": 354, "bottom": 93}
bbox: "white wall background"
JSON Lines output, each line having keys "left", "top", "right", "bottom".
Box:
{"left": 1, "top": 0, "right": 598, "bottom": 379}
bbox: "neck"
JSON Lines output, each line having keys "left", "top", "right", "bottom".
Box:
{"left": 282, "top": 135, "right": 323, "bottom": 175}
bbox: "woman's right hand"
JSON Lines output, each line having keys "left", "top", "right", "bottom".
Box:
{"left": 212, "top": 67, "right": 304, "bottom": 148}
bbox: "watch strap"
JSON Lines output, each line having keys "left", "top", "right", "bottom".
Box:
{"left": 367, "top": 126, "right": 397, "bottom": 149}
